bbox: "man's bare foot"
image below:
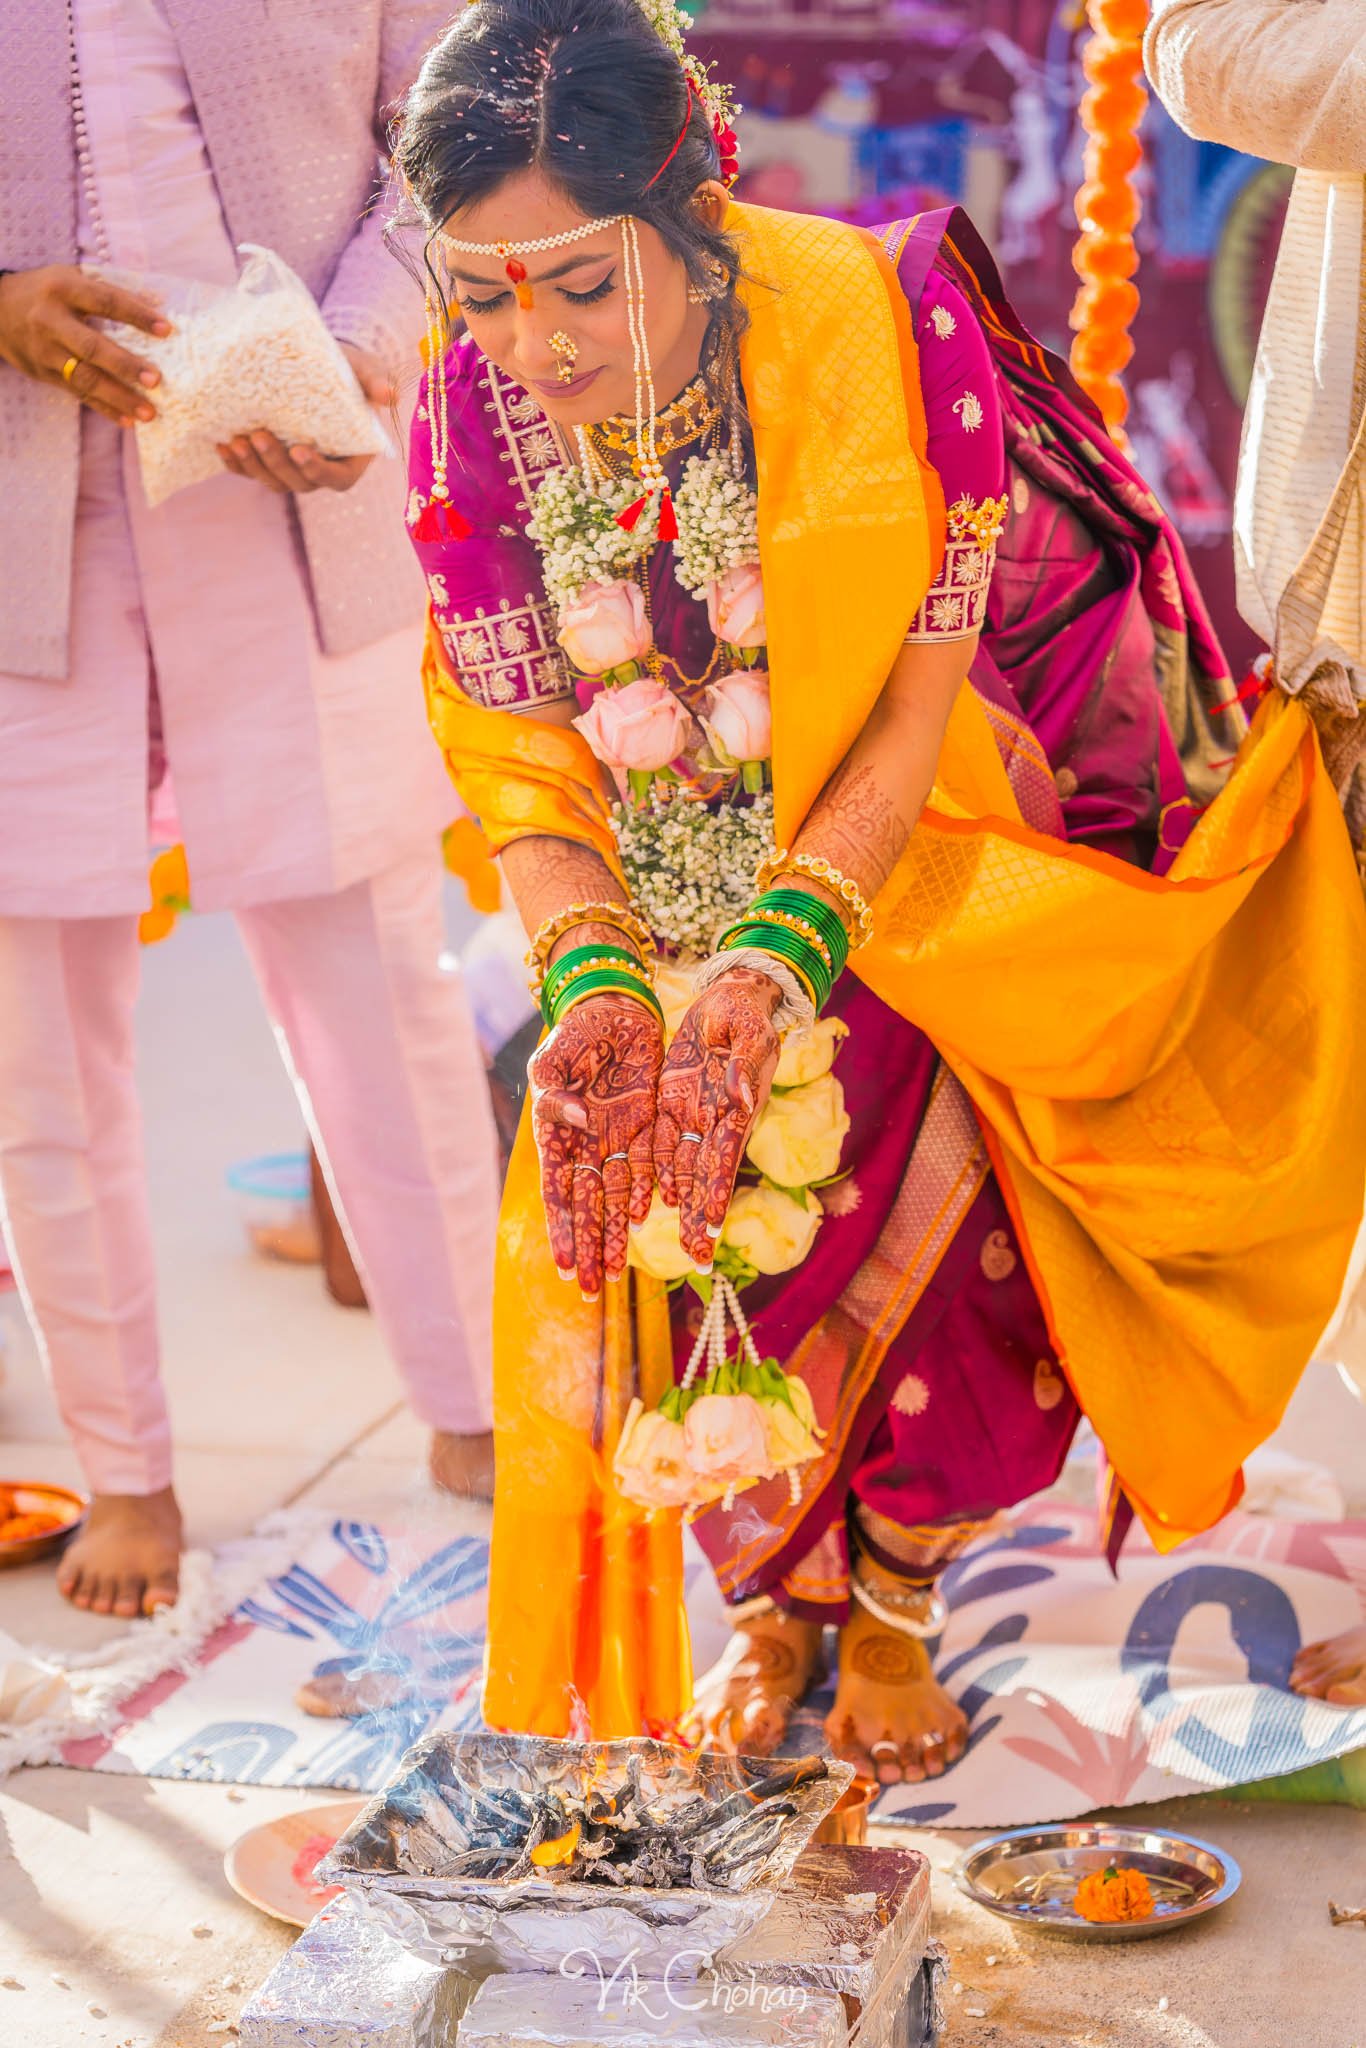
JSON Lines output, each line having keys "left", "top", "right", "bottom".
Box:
{"left": 1290, "top": 1621, "right": 1366, "bottom": 1706}
{"left": 429, "top": 1429, "right": 495, "bottom": 1501}
{"left": 296, "top": 1666, "right": 408, "bottom": 1719}
{"left": 55, "top": 1487, "right": 182, "bottom": 1619}
{"left": 826, "top": 1588, "right": 967, "bottom": 1784}
{"left": 685, "top": 1608, "right": 826, "bottom": 1755}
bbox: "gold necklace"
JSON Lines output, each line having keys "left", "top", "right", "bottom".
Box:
{"left": 589, "top": 374, "right": 721, "bottom": 468}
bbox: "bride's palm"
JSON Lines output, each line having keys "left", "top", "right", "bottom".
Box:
{"left": 654, "top": 971, "right": 781, "bottom": 1265}
{"left": 530, "top": 995, "right": 662, "bottom": 1296}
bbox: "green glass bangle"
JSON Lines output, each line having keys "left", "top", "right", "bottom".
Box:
{"left": 540, "top": 943, "right": 644, "bottom": 1022}
{"left": 549, "top": 968, "right": 664, "bottom": 1030}
{"left": 750, "top": 888, "right": 851, "bottom": 975}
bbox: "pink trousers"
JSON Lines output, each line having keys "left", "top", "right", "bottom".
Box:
{"left": 0, "top": 852, "right": 499, "bottom": 1494}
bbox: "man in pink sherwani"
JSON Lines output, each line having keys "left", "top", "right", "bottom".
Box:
{"left": 0, "top": 0, "right": 501, "bottom": 1618}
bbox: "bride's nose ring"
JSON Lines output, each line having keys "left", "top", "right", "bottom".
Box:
{"left": 549, "top": 331, "right": 579, "bottom": 384}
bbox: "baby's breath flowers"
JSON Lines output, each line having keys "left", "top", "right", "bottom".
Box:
{"left": 612, "top": 792, "right": 773, "bottom": 958}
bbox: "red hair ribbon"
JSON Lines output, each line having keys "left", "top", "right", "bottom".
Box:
{"left": 645, "top": 76, "right": 698, "bottom": 193}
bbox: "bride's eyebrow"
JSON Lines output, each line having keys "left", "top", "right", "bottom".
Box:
{"left": 451, "top": 253, "right": 613, "bottom": 287}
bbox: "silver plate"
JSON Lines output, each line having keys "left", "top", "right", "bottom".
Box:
{"left": 954, "top": 1824, "right": 1241, "bottom": 1942}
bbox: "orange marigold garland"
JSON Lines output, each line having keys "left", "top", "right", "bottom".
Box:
{"left": 139, "top": 843, "right": 191, "bottom": 945}
{"left": 1070, "top": 0, "right": 1151, "bottom": 436}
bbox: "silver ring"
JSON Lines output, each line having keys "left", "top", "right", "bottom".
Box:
{"left": 573, "top": 1162, "right": 603, "bottom": 1179}
{"left": 869, "top": 1740, "right": 899, "bottom": 1759}
{"left": 679, "top": 1131, "right": 704, "bottom": 1145}
{"left": 603, "top": 1152, "right": 630, "bottom": 1165}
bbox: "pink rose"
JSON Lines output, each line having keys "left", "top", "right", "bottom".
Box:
{"left": 557, "top": 578, "right": 651, "bottom": 677}
{"left": 683, "top": 1393, "right": 774, "bottom": 1486}
{"left": 705, "top": 561, "right": 767, "bottom": 650}
{"left": 574, "top": 676, "right": 695, "bottom": 775}
{"left": 701, "top": 669, "right": 772, "bottom": 770}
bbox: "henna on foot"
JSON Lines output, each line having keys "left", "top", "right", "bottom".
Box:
{"left": 685, "top": 1608, "right": 826, "bottom": 1755}
{"left": 825, "top": 1584, "right": 966, "bottom": 1784}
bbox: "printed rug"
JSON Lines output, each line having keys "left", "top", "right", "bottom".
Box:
{"left": 22, "top": 1499, "right": 1366, "bottom": 1827}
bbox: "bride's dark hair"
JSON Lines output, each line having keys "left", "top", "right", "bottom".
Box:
{"left": 393, "top": 0, "right": 746, "bottom": 373}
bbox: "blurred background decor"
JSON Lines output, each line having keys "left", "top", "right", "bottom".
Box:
{"left": 693, "top": 0, "right": 1289, "bottom": 675}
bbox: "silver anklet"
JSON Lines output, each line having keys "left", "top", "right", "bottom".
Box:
{"left": 849, "top": 1574, "right": 947, "bottom": 1640}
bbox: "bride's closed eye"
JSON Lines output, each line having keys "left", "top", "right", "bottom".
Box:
{"left": 562, "top": 273, "right": 617, "bottom": 306}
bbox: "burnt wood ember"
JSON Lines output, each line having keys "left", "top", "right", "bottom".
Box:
{"left": 351, "top": 1744, "right": 830, "bottom": 1893}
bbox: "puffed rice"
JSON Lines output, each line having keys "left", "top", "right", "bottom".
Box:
{"left": 101, "top": 245, "right": 391, "bottom": 508}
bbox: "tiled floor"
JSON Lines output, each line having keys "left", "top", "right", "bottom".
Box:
{"left": 1, "top": 906, "right": 1363, "bottom": 2047}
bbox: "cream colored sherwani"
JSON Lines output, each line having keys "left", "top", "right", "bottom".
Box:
{"left": 1147, "top": 0, "right": 1366, "bottom": 835}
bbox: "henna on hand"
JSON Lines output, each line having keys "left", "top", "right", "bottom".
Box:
{"left": 655, "top": 968, "right": 781, "bottom": 1266}
{"left": 530, "top": 993, "right": 663, "bottom": 1297}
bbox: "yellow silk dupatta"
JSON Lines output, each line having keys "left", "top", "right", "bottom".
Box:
{"left": 426, "top": 202, "right": 1366, "bottom": 1738}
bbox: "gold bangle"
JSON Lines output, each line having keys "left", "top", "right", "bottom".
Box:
{"left": 547, "top": 954, "right": 657, "bottom": 997}
{"left": 525, "top": 899, "right": 655, "bottom": 995}
{"left": 755, "top": 850, "right": 875, "bottom": 950}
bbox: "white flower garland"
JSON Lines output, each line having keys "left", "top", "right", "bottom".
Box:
{"left": 526, "top": 451, "right": 757, "bottom": 620}
{"left": 672, "top": 453, "right": 760, "bottom": 595}
{"left": 612, "top": 792, "right": 773, "bottom": 957}
{"left": 526, "top": 470, "right": 659, "bottom": 612}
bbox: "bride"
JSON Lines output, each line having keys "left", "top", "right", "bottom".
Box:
{"left": 393, "top": 0, "right": 1366, "bottom": 1778}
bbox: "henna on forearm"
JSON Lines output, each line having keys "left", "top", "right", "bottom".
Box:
{"left": 499, "top": 835, "right": 637, "bottom": 966}
{"left": 786, "top": 636, "right": 975, "bottom": 931}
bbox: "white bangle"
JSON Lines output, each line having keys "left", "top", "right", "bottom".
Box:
{"left": 692, "top": 948, "right": 817, "bottom": 1035}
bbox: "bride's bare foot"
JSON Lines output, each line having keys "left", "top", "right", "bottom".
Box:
{"left": 826, "top": 1587, "right": 966, "bottom": 1784}
{"left": 429, "top": 1430, "right": 495, "bottom": 1501}
{"left": 55, "top": 1487, "right": 182, "bottom": 1619}
{"left": 1290, "top": 1621, "right": 1366, "bottom": 1706}
{"left": 686, "top": 1608, "right": 826, "bottom": 1755}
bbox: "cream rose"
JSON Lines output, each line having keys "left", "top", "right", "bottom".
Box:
{"left": 705, "top": 561, "right": 767, "bottom": 649}
{"left": 683, "top": 1392, "right": 774, "bottom": 1486}
{"left": 557, "top": 578, "right": 651, "bottom": 677}
{"left": 614, "top": 1399, "right": 696, "bottom": 1509}
{"left": 762, "top": 1396, "right": 822, "bottom": 1471}
{"left": 700, "top": 669, "right": 772, "bottom": 771}
{"left": 722, "top": 1184, "right": 822, "bottom": 1276}
{"left": 772, "top": 1015, "right": 849, "bottom": 1089}
{"left": 573, "top": 675, "right": 695, "bottom": 777}
{"left": 746, "top": 1072, "right": 851, "bottom": 1187}
{"left": 627, "top": 1192, "right": 694, "bottom": 1282}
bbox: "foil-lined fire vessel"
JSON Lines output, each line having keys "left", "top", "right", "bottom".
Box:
{"left": 315, "top": 1733, "right": 854, "bottom": 1971}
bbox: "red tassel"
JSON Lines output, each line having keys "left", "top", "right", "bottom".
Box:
{"left": 616, "top": 495, "right": 650, "bottom": 534}
{"left": 657, "top": 488, "right": 678, "bottom": 544}
{"left": 412, "top": 499, "right": 471, "bottom": 544}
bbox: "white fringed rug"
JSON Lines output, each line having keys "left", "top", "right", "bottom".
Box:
{"left": 5, "top": 1499, "right": 1363, "bottom": 1826}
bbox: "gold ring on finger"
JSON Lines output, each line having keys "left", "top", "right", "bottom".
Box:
{"left": 61, "top": 354, "right": 81, "bottom": 384}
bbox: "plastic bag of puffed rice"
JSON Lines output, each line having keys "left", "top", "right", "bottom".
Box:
{"left": 97, "top": 244, "right": 394, "bottom": 508}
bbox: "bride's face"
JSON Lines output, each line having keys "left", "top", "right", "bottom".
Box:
{"left": 439, "top": 170, "right": 711, "bottom": 425}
